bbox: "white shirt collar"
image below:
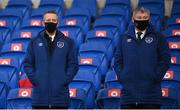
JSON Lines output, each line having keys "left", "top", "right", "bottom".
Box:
{"left": 49, "top": 34, "right": 56, "bottom": 42}
{"left": 135, "top": 29, "right": 146, "bottom": 39}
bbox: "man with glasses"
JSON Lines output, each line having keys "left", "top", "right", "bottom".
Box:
{"left": 23, "top": 10, "right": 79, "bottom": 109}
{"left": 114, "top": 7, "right": 170, "bottom": 109}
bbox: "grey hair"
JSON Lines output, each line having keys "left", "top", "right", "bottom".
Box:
{"left": 133, "top": 7, "right": 150, "bottom": 17}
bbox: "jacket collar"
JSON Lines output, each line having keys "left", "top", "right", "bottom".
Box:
{"left": 38, "top": 29, "right": 65, "bottom": 49}
{"left": 126, "top": 23, "right": 154, "bottom": 39}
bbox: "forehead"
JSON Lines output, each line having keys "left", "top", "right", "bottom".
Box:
{"left": 44, "top": 13, "right": 58, "bottom": 19}
{"left": 134, "top": 11, "right": 149, "bottom": 17}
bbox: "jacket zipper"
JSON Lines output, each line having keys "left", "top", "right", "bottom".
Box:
{"left": 136, "top": 35, "right": 146, "bottom": 106}
{"left": 48, "top": 38, "right": 56, "bottom": 107}
{"left": 136, "top": 38, "right": 142, "bottom": 106}
{"left": 47, "top": 43, "right": 51, "bottom": 107}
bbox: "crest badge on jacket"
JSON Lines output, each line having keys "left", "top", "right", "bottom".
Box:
{"left": 57, "top": 41, "right": 64, "bottom": 48}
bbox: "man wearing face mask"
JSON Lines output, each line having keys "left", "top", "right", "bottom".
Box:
{"left": 114, "top": 7, "right": 170, "bottom": 109}
{"left": 23, "top": 10, "right": 79, "bottom": 109}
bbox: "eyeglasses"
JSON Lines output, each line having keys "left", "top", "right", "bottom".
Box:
{"left": 44, "top": 19, "right": 57, "bottom": 23}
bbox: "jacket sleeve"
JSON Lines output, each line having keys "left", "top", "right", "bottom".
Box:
{"left": 66, "top": 40, "right": 79, "bottom": 84}
{"left": 113, "top": 36, "right": 123, "bottom": 82}
{"left": 155, "top": 34, "right": 171, "bottom": 82}
{"left": 23, "top": 41, "right": 36, "bottom": 86}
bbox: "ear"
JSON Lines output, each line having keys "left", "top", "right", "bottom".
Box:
{"left": 132, "top": 17, "right": 134, "bottom": 23}
{"left": 42, "top": 20, "right": 45, "bottom": 27}
{"left": 56, "top": 22, "right": 58, "bottom": 27}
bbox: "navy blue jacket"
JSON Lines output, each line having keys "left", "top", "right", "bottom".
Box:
{"left": 114, "top": 24, "right": 171, "bottom": 105}
{"left": 23, "top": 30, "right": 79, "bottom": 106}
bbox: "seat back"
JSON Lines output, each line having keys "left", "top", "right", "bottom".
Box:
{"left": 69, "top": 88, "right": 86, "bottom": 109}
{"left": 96, "top": 88, "right": 121, "bottom": 109}
{"left": 105, "top": 70, "right": 122, "bottom": 88}
{"left": 161, "top": 86, "right": 179, "bottom": 109}
{"left": 71, "top": 0, "right": 97, "bottom": 18}
{"left": 7, "top": 88, "right": 32, "bottom": 109}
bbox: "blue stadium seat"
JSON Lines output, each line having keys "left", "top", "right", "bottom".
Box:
{"left": 168, "top": 0, "right": 180, "bottom": 25}
{"left": 62, "top": 16, "right": 90, "bottom": 33}
{"left": 31, "top": 5, "right": 63, "bottom": 19}
{"left": 138, "top": 0, "right": 164, "bottom": 22}
{"left": 59, "top": 25, "right": 84, "bottom": 49}
{"left": 94, "top": 17, "right": 125, "bottom": 47}
{"left": 69, "top": 88, "right": 86, "bottom": 109}
{"left": 0, "top": 56, "right": 20, "bottom": 70}
{"left": 96, "top": 88, "right": 121, "bottom": 109}
{"left": 6, "top": 7, "right": 30, "bottom": 21}
{"left": 163, "top": 65, "right": 180, "bottom": 88}
{"left": 21, "top": 18, "right": 44, "bottom": 29}
{"left": 59, "top": 17, "right": 85, "bottom": 30}
{"left": 110, "top": 57, "right": 115, "bottom": 69}
{"left": 166, "top": 36, "right": 180, "bottom": 50}
{"left": 150, "top": 15, "right": 161, "bottom": 32}
{"left": 1, "top": 42, "right": 29, "bottom": 66}
{"left": 20, "top": 19, "right": 44, "bottom": 34}
{"left": 0, "top": 57, "right": 19, "bottom": 108}
{"left": 59, "top": 17, "right": 86, "bottom": 36}
{"left": 0, "top": 32, "right": 4, "bottom": 50}
{"left": 69, "top": 71, "right": 96, "bottom": 108}
{"left": 71, "top": 0, "right": 97, "bottom": 19}
{"left": 79, "top": 53, "right": 108, "bottom": 77}
{"left": 79, "top": 42, "right": 109, "bottom": 73}
{"left": 0, "top": 80, "right": 8, "bottom": 108}
{"left": 39, "top": 0, "right": 64, "bottom": 8}
{"left": 79, "top": 42, "right": 111, "bottom": 64}
{"left": 102, "top": 5, "right": 130, "bottom": 23}
{"left": 95, "top": 16, "right": 125, "bottom": 31}
{"left": 0, "top": 27, "right": 11, "bottom": 43}
{"left": 167, "top": 15, "right": 180, "bottom": 25}
{"left": 138, "top": 0, "right": 164, "bottom": 6}
{"left": 0, "top": 16, "right": 21, "bottom": 42}
{"left": 64, "top": 8, "right": 90, "bottom": 34}
{"left": 0, "top": 8, "right": 23, "bottom": 20}
{"left": 86, "top": 30, "right": 115, "bottom": 63}
{"left": 11, "top": 28, "right": 39, "bottom": 44}
{"left": 161, "top": 84, "right": 179, "bottom": 108}
{"left": 105, "top": 0, "right": 131, "bottom": 9}
{"left": 170, "top": 1, "right": 180, "bottom": 34}
{"left": 86, "top": 30, "right": 114, "bottom": 49}
{"left": 171, "top": 2, "right": 180, "bottom": 17}
{"left": 5, "top": 0, "right": 31, "bottom": 20}
{"left": 173, "top": 0, "right": 180, "bottom": 4}
{"left": 148, "top": 7, "right": 163, "bottom": 22}
{"left": 170, "top": 50, "right": 180, "bottom": 65}
{"left": 105, "top": 70, "right": 122, "bottom": 88}
{"left": 7, "top": 0, "right": 32, "bottom": 8}
{"left": 162, "top": 64, "right": 180, "bottom": 109}
{"left": 78, "top": 62, "right": 101, "bottom": 91}
{"left": 163, "top": 24, "right": 180, "bottom": 37}
{"left": 7, "top": 88, "right": 32, "bottom": 109}
{"left": 65, "top": 8, "right": 91, "bottom": 22}
{"left": 0, "top": 57, "right": 19, "bottom": 94}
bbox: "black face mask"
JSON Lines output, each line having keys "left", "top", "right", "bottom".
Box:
{"left": 134, "top": 20, "right": 149, "bottom": 31}
{"left": 44, "top": 22, "right": 57, "bottom": 33}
